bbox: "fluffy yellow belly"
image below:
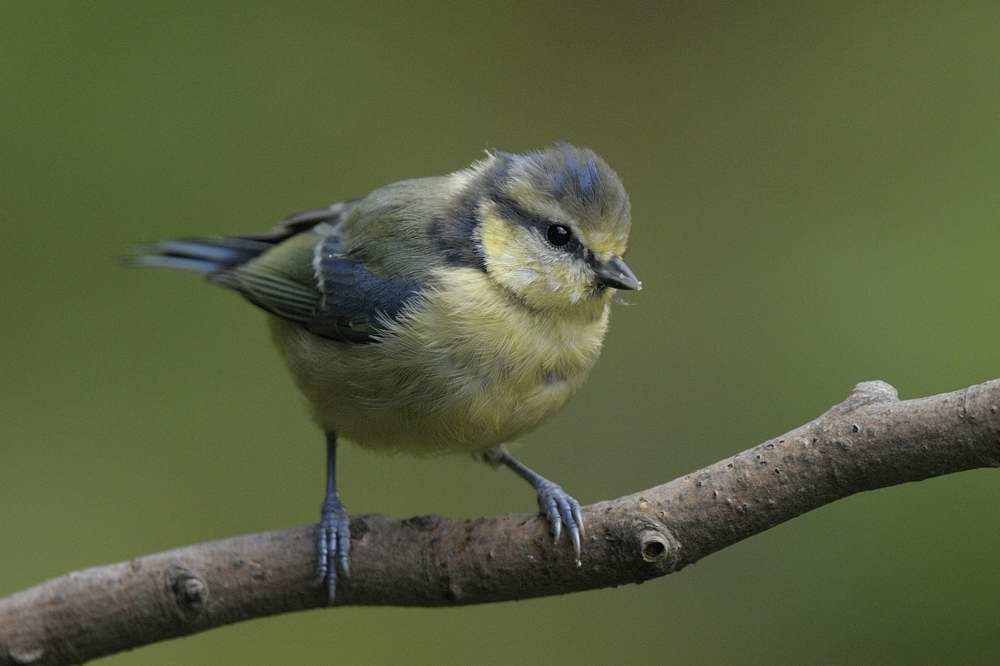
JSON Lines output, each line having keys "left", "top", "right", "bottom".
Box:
{"left": 270, "top": 268, "right": 610, "bottom": 454}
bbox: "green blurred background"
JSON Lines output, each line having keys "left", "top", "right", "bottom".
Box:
{"left": 3, "top": 2, "right": 999, "bottom": 664}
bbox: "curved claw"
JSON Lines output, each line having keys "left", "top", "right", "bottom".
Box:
{"left": 535, "top": 481, "right": 585, "bottom": 564}
{"left": 317, "top": 496, "right": 350, "bottom": 604}
{"left": 543, "top": 496, "right": 561, "bottom": 543}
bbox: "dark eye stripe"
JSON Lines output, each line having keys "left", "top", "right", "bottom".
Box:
{"left": 491, "top": 195, "right": 583, "bottom": 255}
{"left": 491, "top": 194, "right": 547, "bottom": 229}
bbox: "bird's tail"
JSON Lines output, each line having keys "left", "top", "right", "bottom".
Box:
{"left": 127, "top": 237, "right": 272, "bottom": 275}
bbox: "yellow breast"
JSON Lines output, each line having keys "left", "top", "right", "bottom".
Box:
{"left": 271, "top": 267, "right": 611, "bottom": 454}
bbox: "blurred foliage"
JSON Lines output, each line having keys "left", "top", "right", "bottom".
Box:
{"left": 2, "top": 2, "right": 1000, "bottom": 664}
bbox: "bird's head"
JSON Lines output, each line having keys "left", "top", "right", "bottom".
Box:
{"left": 464, "top": 144, "right": 640, "bottom": 312}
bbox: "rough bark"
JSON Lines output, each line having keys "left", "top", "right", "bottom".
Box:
{"left": 3, "top": 379, "right": 999, "bottom": 665}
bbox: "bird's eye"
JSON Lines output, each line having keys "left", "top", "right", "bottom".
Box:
{"left": 546, "top": 224, "right": 572, "bottom": 247}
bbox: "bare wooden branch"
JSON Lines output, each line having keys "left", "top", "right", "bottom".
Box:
{"left": 3, "top": 379, "right": 1000, "bottom": 665}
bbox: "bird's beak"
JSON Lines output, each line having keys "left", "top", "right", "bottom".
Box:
{"left": 593, "top": 255, "right": 642, "bottom": 291}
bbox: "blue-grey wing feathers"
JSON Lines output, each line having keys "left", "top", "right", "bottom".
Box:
{"left": 131, "top": 202, "right": 421, "bottom": 344}
{"left": 309, "top": 235, "right": 421, "bottom": 342}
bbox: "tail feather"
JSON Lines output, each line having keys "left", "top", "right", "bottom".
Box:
{"left": 128, "top": 200, "right": 353, "bottom": 276}
{"left": 129, "top": 237, "right": 272, "bottom": 275}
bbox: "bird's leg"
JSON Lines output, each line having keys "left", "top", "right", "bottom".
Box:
{"left": 316, "top": 431, "right": 350, "bottom": 604}
{"left": 485, "top": 446, "right": 585, "bottom": 564}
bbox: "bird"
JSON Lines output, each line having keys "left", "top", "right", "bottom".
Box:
{"left": 131, "top": 143, "right": 641, "bottom": 603}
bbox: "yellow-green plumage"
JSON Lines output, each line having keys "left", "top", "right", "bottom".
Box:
{"left": 209, "top": 145, "right": 636, "bottom": 455}
{"left": 271, "top": 264, "right": 611, "bottom": 454}
{"left": 133, "top": 143, "right": 640, "bottom": 598}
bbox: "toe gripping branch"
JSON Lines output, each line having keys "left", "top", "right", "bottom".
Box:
{"left": 317, "top": 432, "right": 350, "bottom": 603}
{"left": 493, "top": 448, "right": 585, "bottom": 564}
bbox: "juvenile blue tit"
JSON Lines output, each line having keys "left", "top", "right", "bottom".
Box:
{"left": 132, "top": 144, "right": 641, "bottom": 602}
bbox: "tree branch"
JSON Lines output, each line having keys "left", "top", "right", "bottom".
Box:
{"left": 3, "top": 379, "right": 1000, "bottom": 665}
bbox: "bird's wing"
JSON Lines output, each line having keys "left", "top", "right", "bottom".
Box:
{"left": 308, "top": 234, "right": 422, "bottom": 342}
{"left": 236, "top": 200, "right": 360, "bottom": 244}
{"left": 208, "top": 232, "right": 320, "bottom": 323}
{"left": 212, "top": 227, "right": 422, "bottom": 344}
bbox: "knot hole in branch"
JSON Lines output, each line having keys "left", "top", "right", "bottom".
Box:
{"left": 640, "top": 531, "right": 668, "bottom": 562}
{"left": 633, "top": 520, "right": 681, "bottom": 573}
{"left": 166, "top": 565, "right": 208, "bottom": 623}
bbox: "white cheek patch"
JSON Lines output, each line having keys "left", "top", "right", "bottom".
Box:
{"left": 507, "top": 267, "right": 540, "bottom": 290}
{"left": 479, "top": 214, "right": 601, "bottom": 308}
{"left": 483, "top": 235, "right": 542, "bottom": 293}
{"left": 518, "top": 231, "right": 599, "bottom": 306}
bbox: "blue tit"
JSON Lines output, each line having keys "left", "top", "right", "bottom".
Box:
{"left": 132, "top": 143, "right": 642, "bottom": 602}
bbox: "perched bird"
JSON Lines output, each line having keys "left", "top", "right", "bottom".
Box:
{"left": 132, "top": 144, "right": 641, "bottom": 602}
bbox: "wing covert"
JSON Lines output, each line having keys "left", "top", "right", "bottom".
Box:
{"left": 308, "top": 234, "right": 422, "bottom": 343}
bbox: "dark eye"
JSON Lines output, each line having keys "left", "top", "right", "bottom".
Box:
{"left": 546, "top": 224, "right": 572, "bottom": 247}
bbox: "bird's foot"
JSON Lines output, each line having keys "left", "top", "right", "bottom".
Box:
{"left": 535, "top": 480, "right": 585, "bottom": 565}
{"left": 316, "top": 494, "right": 350, "bottom": 604}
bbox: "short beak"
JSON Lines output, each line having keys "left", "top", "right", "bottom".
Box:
{"left": 594, "top": 255, "right": 642, "bottom": 291}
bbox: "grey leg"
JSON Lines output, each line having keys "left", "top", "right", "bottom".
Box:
{"left": 490, "top": 447, "right": 585, "bottom": 563}
{"left": 317, "top": 431, "right": 350, "bottom": 604}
